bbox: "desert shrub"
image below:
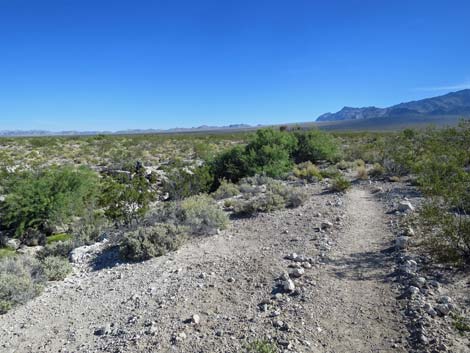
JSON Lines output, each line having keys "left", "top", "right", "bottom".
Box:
{"left": 330, "top": 175, "right": 351, "bottom": 192}
{"left": 211, "top": 179, "right": 240, "bottom": 200}
{"left": 390, "top": 121, "right": 470, "bottom": 264}
{"left": 245, "top": 340, "right": 278, "bottom": 353}
{"left": 320, "top": 166, "right": 341, "bottom": 179}
{"left": 293, "top": 161, "right": 322, "bottom": 182}
{"left": 162, "top": 165, "right": 213, "bottom": 201}
{"left": 283, "top": 187, "right": 308, "bottom": 208}
{"left": 234, "top": 192, "right": 285, "bottom": 215}
{"left": 1, "top": 166, "right": 100, "bottom": 238}
{"left": 41, "top": 256, "right": 72, "bottom": 281}
{"left": 120, "top": 224, "right": 187, "bottom": 261}
{"left": 233, "top": 178, "right": 306, "bottom": 215}
{"left": 155, "top": 195, "right": 228, "bottom": 235}
{"left": 368, "top": 163, "right": 385, "bottom": 178}
{"left": 100, "top": 164, "right": 155, "bottom": 225}
{"left": 180, "top": 195, "right": 229, "bottom": 235}
{"left": 336, "top": 160, "right": 350, "bottom": 170}
{"left": 242, "top": 129, "right": 297, "bottom": 179}
{"left": 38, "top": 240, "right": 76, "bottom": 259}
{"left": 0, "top": 255, "right": 46, "bottom": 313}
{"left": 293, "top": 129, "right": 341, "bottom": 163}
{"left": 356, "top": 166, "right": 368, "bottom": 180}
{"left": 354, "top": 159, "right": 365, "bottom": 167}
{"left": 211, "top": 145, "right": 250, "bottom": 184}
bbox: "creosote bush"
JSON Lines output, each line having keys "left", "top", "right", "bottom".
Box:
{"left": 120, "top": 224, "right": 187, "bottom": 261}
{"left": 1, "top": 166, "right": 100, "bottom": 238}
{"left": 210, "top": 128, "right": 341, "bottom": 185}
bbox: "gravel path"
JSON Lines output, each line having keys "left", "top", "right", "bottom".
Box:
{"left": 0, "top": 185, "right": 409, "bottom": 353}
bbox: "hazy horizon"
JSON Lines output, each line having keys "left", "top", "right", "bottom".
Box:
{"left": 1, "top": 0, "right": 469, "bottom": 131}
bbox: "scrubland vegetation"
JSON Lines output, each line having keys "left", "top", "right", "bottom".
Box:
{"left": 0, "top": 121, "right": 469, "bottom": 313}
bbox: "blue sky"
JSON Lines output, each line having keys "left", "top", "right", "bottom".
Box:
{"left": 1, "top": 0, "right": 469, "bottom": 131}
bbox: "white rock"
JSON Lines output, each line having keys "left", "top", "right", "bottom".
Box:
{"left": 320, "top": 221, "right": 333, "bottom": 230}
{"left": 398, "top": 201, "right": 415, "bottom": 212}
{"left": 283, "top": 279, "right": 295, "bottom": 292}
{"left": 191, "top": 314, "right": 200, "bottom": 325}
{"left": 289, "top": 268, "right": 305, "bottom": 278}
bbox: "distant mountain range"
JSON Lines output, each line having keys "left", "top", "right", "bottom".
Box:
{"left": 0, "top": 124, "right": 255, "bottom": 137}
{"left": 317, "top": 89, "right": 470, "bottom": 121}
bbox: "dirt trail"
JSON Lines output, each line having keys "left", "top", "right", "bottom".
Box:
{"left": 0, "top": 185, "right": 408, "bottom": 353}
{"left": 313, "top": 188, "right": 408, "bottom": 352}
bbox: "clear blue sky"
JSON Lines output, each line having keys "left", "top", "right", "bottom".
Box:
{"left": 1, "top": 0, "right": 469, "bottom": 131}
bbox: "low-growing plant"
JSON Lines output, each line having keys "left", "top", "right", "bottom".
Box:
{"left": 41, "top": 256, "right": 72, "bottom": 281}
{"left": 330, "top": 175, "right": 351, "bottom": 192}
{"left": 233, "top": 178, "right": 306, "bottom": 215}
{"left": 356, "top": 165, "right": 368, "bottom": 180}
{"left": 320, "top": 166, "right": 341, "bottom": 179}
{"left": 245, "top": 340, "right": 278, "bottom": 353}
{"left": 336, "top": 160, "right": 350, "bottom": 170}
{"left": 368, "top": 163, "right": 385, "bottom": 178}
{"left": 180, "top": 195, "right": 229, "bottom": 235}
{"left": 211, "top": 179, "right": 240, "bottom": 200}
{"left": 46, "top": 233, "right": 72, "bottom": 244}
{"left": 452, "top": 313, "right": 470, "bottom": 334}
{"left": 293, "top": 161, "right": 322, "bottom": 182}
{"left": 0, "top": 255, "right": 46, "bottom": 314}
{"left": 120, "top": 224, "right": 187, "bottom": 261}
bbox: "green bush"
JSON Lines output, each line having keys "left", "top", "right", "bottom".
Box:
{"left": 120, "top": 224, "right": 187, "bottom": 261}
{"left": 330, "top": 175, "right": 351, "bottom": 192}
{"left": 406, "top": 122, "right": 470, "bottom": 264}
{"left": 1, "top": 166, "right": 100, "bottom": 238}
{"left": 211, "top": 145, "right": 250, "bottom": 184}
{"left": 162, "top": 165, "right": 213, "bottom": 201}
{"left": 243, "top": 129, "right": 298, "bottom": 178}
{"left": 293, "top": 129, "right": 341, "bottom": 163}
{"left": 0, "top": 255, "right": 46, "bottom": 314}
{"left": 41, "top": 256, "right": 72, "bottom": 281}
{"left": 210, "top": 128, "right": 340, "bottom": 184}
{"left": 100, "top": 165, "right": 155, "bottom": 225}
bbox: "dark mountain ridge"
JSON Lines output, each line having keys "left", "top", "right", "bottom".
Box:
{"left": 317, "top": 89, "right": 470, "bottom": 121}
